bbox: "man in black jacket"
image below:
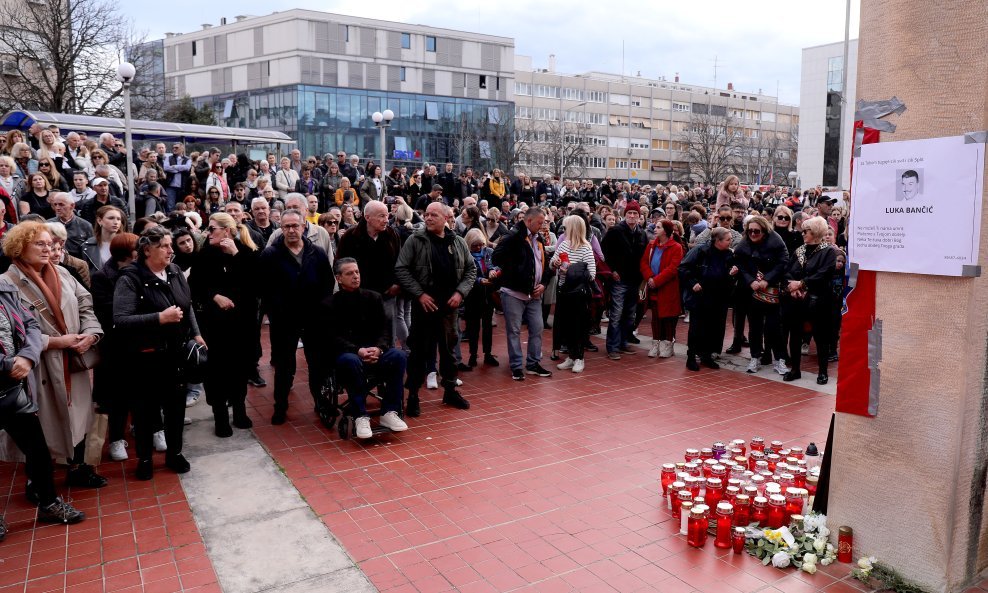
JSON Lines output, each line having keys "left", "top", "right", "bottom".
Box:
{"left": 337, "top": 200, "right": 401, "bottom": 318}
{"left": 492, "top": 207, "right": 554, "bottom": 381}
{"left": 258, "top": 210, "right": 334, "bottom": 425}
{"left": 437, "top": 163, "right": 457, "bottom": 205}
{"left": 319, "top": 258, "right": 408, "bottom": 439}
{"left": 601, "top": 200, "right": 648, "bottom": 359}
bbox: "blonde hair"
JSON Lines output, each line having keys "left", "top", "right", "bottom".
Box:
{"left": 563, "top": 215, "right": 588, "bottom": 250}
{"left": 464, "top": 228, "right": 487, "bottom": 248}
{"left": 801, "top": 216, "right": 829, "bottom": 241}
{"left": 208, "top": 212, "right": 256, "bottom": 251}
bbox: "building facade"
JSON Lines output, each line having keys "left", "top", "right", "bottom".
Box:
{"left": 512, "top": 56, "right": 799, "bottom": 185}
{"left": 797, "top": 40, "right": 858, "bottom": 189}
{"left": 156, "top": 10, "right": 514, "bottom": 168}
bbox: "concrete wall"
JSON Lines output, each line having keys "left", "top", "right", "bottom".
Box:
{"left": 827, "top": 2, "right": 988, "bottom": 591}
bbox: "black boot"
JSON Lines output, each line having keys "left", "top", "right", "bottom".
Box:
{"left": 213, "top": 404, "right": 233, "bottom": 437}
{"left": 442, "top": 389, "right": 470, "bottom": 410}
{"left": 405, "top": 393, "right": 421, "bottom": 418}
{"left": 700, "top": 356, "right": 720, "bottom": 370}
{"left": 685, "top": 351, "right": 700, "bottom": 372}
{"left": 232, "top": 399, "right": 253, "bottom": 429}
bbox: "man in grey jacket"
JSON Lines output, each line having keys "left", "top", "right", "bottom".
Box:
{"left": 395, "top": 202, "right": 475, "bottom": 416}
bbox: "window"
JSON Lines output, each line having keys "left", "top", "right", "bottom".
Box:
{"left": 609, "top": 115, "right": 627, "bottom": 127}
{"left": 191, "top": 41, "right": 197, "bottom": 56}
{"left": 586, "top": 90, "right": 606, "bottom": 103}
{"left": 672, "top": 102, "right": 690, "bottom": 112}
{"left": 761, "top": 111, "right": 776, "bottom": 123}
{"left": 401, "top": 32, "right": 411, "bottom": 49}
{"left": 586, "top": 113, "right": 606, "bottom": 125}
{"left": 730, "top": 108, "right": 744, "bottom": 119}
{"left": 652, "top": 139, "right": 669, "bottom": 150}
{"left": 587, "top": 136, "right": 606, "bottom": 146}
{"left": 479, "top": 75, "right": 487, "bottom": 89}
{"left": 563, "top": 110, "right": 583, "bottom": 123}
{"left": 610, "top": 93, "right": 630, "bottom": 106}
{"left": 653, "top": 98, "right": 670, "bottom": 110}
{"left": 425, "top": 102, "right": 438, "bottom": 120}
{"left": 535, "top": 84, "right": 560, "bottom": 98}
{"left": 745, "top": 110, "right": 760, "bottom": 120}
{"left": 562, "top": 87, "right": 583, "bottom": 101}
{"left": 399, "top": 67, "right": 406, "bottom": 82}
{"left": 827, "top": 56, "right": 843, "bottom": 92}
{"left": 710, "top": 105, "right": 727, "bottom": 116}
{"left": 614, "top": 159, "right": 642, "bottom": 170}
{"left": 345, "top": 26, "right": 350, "bottom": 42}
{"left": 630, "top": 140, "right": 649, "bottom": 149}
{"left": 514, "top": 82, "right": 532, "bottom": 96}
{"left": 534, "top": 107, "right": 558, "bottom": 121}
{"left": 426, "top": 36, "right": 436, "bottom": 52}
{"left": 692, "top": 103, "right": 708, "bottom": 115}
{"left": 517, "top": 106, "right": 532, "bottom": 119}
{"left": 631, "top": 96, "right": 647, "bottom": 107}
{"left": 608, "top": 137, "right": 630, "bottom": 149}
{"left": 745, "top": 128, "right": 759, "bottom": 139}
{"left": 585, "top": 157, "right": 606, "bottom": 168}
{"left": 670, "top": 141, "right": 686, "bottom": 151}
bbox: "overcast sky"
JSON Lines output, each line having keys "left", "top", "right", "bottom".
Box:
{"left": 121, "top": 0, "right": 860, "bottom": 106}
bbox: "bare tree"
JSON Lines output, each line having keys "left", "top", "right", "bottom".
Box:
{"left": 515, "top": 119, "right": 593, "bottom": 179}
{"left": 679, "top": 112, "right": 746, "bottom": 185}
{"left": 0, "top": 0, "right": 156, "bottom": 117}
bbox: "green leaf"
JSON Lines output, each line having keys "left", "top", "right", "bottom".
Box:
{"left": 762, "top": 556, "right": 772, "bottom": 566}
{"left": 757, "top": 540, "right": 765, "bottom": 548}
{"left": 804, "top": 541, "right": 814, "bottom": 551}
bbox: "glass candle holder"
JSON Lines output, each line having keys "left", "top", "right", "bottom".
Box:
{"left": 705, "top": 478, "right": 723, "bottom": 508}
{"left": 767, "top": 494, "right": 787, "bottom": 528}
{"left": 712, "top": 442, "right": 727, "bottom": 460}
{"left": 687, "top": 507, "right": 709, "bottom": 547}
{"left": 699, "top": 448, "right": 714, "bottom": 461}
{"left": 751, "top": 496, "right": 769, "bottom": 525}
{"left": 750, "top": 437, "right": 765, "bottom": 453}
{"left": 731, "top": 439, "right": 747, "bottom": 456}
{"left": 733, "top": 494, "right": 751, "bottom": 526}
{"left": 661, "top": 463, "right": 677, "bottom": 496}
{"left": 673, "top": 489, "right": 692, "bottom": 519}
{"left": 669, "top": 481, "right": 685, "bottom": 510}
{"left": 679, "top": 501, "right": 693, "bottom": 535}
{"left": 685, "top": 448, "right": 700, "bottom": 463}
{"left": 714, "top": 502, "right": 734, "bottom": 548}
{"left": 732, "top": 527, "right": 746, "bottom": 554}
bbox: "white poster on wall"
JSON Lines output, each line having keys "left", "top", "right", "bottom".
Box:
{"left": 849, "top": 134, "right": 985, "bottom": 277}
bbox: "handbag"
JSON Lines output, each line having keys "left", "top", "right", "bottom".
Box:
{"left": 3, "top": 270, "right": 101, "bottom": 372}
{"left": 180, "top": 338, "right": 208, "bottom": 384}
{"left": 0, "top": 381, "right": 27, "bottom": 414}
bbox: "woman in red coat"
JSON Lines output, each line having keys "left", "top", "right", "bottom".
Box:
{"left": 640, "top": 220, "right": 684, "bottom": 358}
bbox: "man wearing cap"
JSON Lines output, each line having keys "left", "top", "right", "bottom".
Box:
{"left": 162, "top": 143, "right": 192, "bottom": 212}
{"left": 414, "top": 184, "right": 444, "bottom": 212}
{"left": 815, "top": 194, "right": 840, "bottom": 237}
{"left": 601, "top": 201, "right": 648, "bottom": 360}
{"left": 79, "top": 177, "right": 128, "bottom": 226}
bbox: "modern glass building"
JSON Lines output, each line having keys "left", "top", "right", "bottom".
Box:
{"left": 156, "top": 9, "right": 514, "bottom": 170}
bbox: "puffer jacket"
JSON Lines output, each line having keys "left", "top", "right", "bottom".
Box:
{"left": 394, "top": 227, "right": 475, "bottom": 299}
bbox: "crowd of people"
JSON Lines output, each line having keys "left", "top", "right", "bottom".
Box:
{"left": 0, "top": 124, "right": 848, "bottom": 541}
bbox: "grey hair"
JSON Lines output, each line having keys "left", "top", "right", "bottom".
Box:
{"left": 284, "top": 193, "right": 306, "bottom": 211}
{"left": 136, "top": 225, "right": 170, "bottom": 261}
{"left": 45, "top": 221, "right": 68, "bottom": 242}
{"left": 334, "top": 256, "right": 358, "bottom": 275}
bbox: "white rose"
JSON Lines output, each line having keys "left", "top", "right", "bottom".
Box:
{"left": 820, "top": 557, "right": 833, "bottom": 566}
{"left": 772, "top": 552, "right": 791, "bottom": 568}
{"left": 858, "top": 557, "right": 874, "bottom": 570}
{"left": 817, "top": 526, "right": 830, "bottom": 539}
{"left": 803, "top": 553, "right": 818, "bottom": 566}
{"left": 813, "top": 538, "right": 826, "bottom": 554}
{"left": 802, "top": 562, "right": 818, "bottom": 574}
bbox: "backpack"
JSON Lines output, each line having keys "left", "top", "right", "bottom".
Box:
{"left": 559, "top": 261, "right": 592, "bottom": 299}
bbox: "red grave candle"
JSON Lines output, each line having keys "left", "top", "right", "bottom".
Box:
{"left": 714, "top": 502, "right": 734, "bottom": 548}
{"left": 767, "top": 494, "right": 787, "bottom": 528}
{"left": 687, "top": 507, "right": 708, "bottom": 547}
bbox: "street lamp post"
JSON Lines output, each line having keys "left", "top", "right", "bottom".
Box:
{"left": 116, "top": 61, "right": 137, "bottom": 224}
{"left": 372, "top": 109, "right": 395, "bottom": 175}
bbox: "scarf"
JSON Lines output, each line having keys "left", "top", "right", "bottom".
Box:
{"left": 14, "top": 260, "right": 66, "bottom": 335}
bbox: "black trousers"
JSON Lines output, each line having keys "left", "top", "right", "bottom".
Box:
{"left": 748, "top": 299, "right": 786, "bottom": 360}
{"left": 463, "top": 288, "right": 494, "bottom": 357}
{"left": 786, "top": 299, "right": 831, "bottom": 374}
{"left": 406, "top": 305, "right": 458, "bottom": 394}
{"left": 687, "top": 300, "right": 729, "bottom": 358}
{"left": 556, "top": 290, "right": 590, "bottom": 360}
{"left": 130, "top": 351, "right": 186, "bottom": 461}
{"left": 730, "top": 289, "right": 750, "bottom": 346}
{"left": 269, "top": 322, "right": 323, "bottom": 413}
{"left": 0, "top": 412, "right": 57, "bottom": 505}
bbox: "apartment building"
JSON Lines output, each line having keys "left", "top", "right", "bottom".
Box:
{"left": 513, "top": 55, "right": 799, "bottom": 185}
{"left": 155, "top": 9, "right": 514, "bottom": 167}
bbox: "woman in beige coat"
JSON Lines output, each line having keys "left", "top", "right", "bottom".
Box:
{"left": 1, "top": 221, "right": 106, "bottom": 491}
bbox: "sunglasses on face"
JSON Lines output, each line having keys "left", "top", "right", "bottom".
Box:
{"left": 718, "top": 216, "right": 732, "bottom": 222}
{"left": 776, "top": 215, "right": 791, "bottom": 221}
{"left": 747, "top": 228, "right": 762, "bottom": 235}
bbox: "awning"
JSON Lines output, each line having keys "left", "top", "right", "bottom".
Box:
{"left": 0, "top": 110, "right": 295, "bottom": 145}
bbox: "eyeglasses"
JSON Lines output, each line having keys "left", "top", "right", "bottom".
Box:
{"left": 39, "top": 163, "right": 50, "bottom": 167}
{"left": 282, "top": 223, "right": 302, "bottom": 230}
{"left": 776, "top": 215, "right": 791, "bottom": 221}
{"left": 747, "top": 228, "right": 763, "bottom": 235}
{"left": 206, "top": 226, "right": 222, "bottom": 233}
{"left": 718, "top": 216, "right": 732, "bottom": 222}
{"left": 322, "top": 220, "right": 338, "bottom": 226}
{"left": 801, "top": 229, "right": 812, "bottom": 234}
{"left": 32, "top": 241, "right": 53, "bottom": 250}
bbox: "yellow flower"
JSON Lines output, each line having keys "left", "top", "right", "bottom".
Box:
{"left": 764, "top": 529, "right": 783, "bottom": 544}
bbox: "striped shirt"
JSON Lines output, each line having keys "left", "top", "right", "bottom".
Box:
{"left": 551, "top": 240, "right": 596, "bottom": 286}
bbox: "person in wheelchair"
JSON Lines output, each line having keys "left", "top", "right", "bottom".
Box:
{"left": 320, "top": 257, "right": 408, "bottom": 439}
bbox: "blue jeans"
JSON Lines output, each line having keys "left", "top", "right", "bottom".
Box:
{"left": 501, "top": 291, "right": 543, "bottom": 370}
{"left": 165, "top": 186, "right": 183, "bottom": 212}
{"left": 335, "top": 349, "right": 407, "bottom": 416}
{"left": 606, "top": 281, "right": 637, "bottom": 353}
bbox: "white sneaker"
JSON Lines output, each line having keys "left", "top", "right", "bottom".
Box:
{"left": 774, "top": 360, "right": 791, "bottom": 375}
{"left": 426, "top": 372, "right": 439, "bottom": 390}
{"left": 185, "top": 392, "right": 200, "bottom": 408}
{"left": 647, "top": 340, "right": 660, "bottom": 358}
{"left": 380, "top": 411, "right": 408, "bottom": 432}
{"left": 109, "top": 440, "right": 128, "bottom": 461}
{"left": 801, "top": 343, "right": 810, "bottom": 355}
{"left": 354, "top": 416, "right": 372, "bottom": 439}
{"left": 152, "top": 430, "right": 167, "bottom": 452}
{"left": 746, "top": 358, "right": 760, "bottom": 373}
{"left": 297, "top": 339, "right": 304, "bottom": 349}
{"left": 683, "top": 312, "right": 690, "bottom": 323}
{"left": 455, "top": 378, "right": 463, "bottom": 386}
{"left": 659, "top": 340, "right": 674, "bottom": 358}
{"left": 557, "top": 358, "right": 575, "bottom": 370}
{"left": 572, "top": 359, "right": 585, "bottom": 373}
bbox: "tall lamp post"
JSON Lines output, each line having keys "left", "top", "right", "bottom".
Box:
{"left": 788, "top": 170, "right": 798, "bottom": 190}
{"left": 116, "top": 61, "right": 137, "bottom": 224}
{"left": 372, "top": 109, "right": 395, "bottom": 175}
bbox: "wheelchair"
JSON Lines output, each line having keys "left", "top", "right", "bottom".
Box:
{"left": 316, "top": 366, "right": 402, "bottom": 440}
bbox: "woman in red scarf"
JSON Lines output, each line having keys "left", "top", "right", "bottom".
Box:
{"left": 0, "top": 221, "right": 105, "bottom": 490}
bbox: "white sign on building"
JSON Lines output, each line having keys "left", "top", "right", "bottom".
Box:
{"left": 849, "top": 134, "right": 985, "bottom": 277}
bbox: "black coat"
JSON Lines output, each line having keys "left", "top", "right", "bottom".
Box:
{"left": 601, "top": 221, "right": 648, "bottom": 285}
{"left": 336, "top": 219, "right": 401, "bottom": 295}
{"left": 258, "top": 236, "right": 334, "bottom": 327}
{"left": 678, "top": 242, "right": 735, "bottom": 310}
{"left": 318, "top": 288, "right": 391, "bottom": 359}
{"left": 492, "top": 225, "right": 550, "bottom": 294}
{"left": 113, "top": 261, "right": 200, "bottom": 355}
{"left": 734, "top": 231, "right": 789, "bottom": 290}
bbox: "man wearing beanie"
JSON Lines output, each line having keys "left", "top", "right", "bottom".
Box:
{"left": 601, "top": 201, "right": 649, "bottom": 359}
